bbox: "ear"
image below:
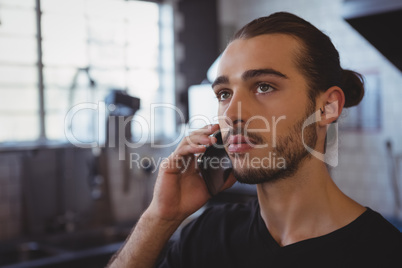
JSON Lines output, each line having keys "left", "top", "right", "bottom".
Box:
{"left": 317, "top": 86, "right": 345, "bottom": 127}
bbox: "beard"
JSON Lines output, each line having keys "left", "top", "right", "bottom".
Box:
{"left": 227, "top": 101, "right": 317, "bottom": 185}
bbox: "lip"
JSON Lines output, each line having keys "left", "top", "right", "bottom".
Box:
{"left": 227, "top": 135, "right": 256, "bottom": 153}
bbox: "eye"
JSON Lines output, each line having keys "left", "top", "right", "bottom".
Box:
{"left": 216, "top": 90, "right": 231, "bottom": 101}
{"left": 256, "top": 83, "right": 275, "bottom": 94}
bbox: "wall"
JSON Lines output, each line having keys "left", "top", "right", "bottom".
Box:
{"left": 218, "top": 0, "right": 402, "bottom": 218}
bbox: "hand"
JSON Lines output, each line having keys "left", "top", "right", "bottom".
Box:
{"left": 147, "top": 124, "right": 236, "bottom": 223}
{"left": 107, "top": 124, "right": 236, "bottom": 268}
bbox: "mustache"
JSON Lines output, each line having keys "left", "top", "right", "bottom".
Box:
{"left": 222, "top": 128, "right": 266, "bottom": 145}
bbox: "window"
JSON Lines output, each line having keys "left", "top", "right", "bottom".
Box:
{"left": 0, "top": 0, "right": 175, "bottom": 145}
{"left": 0, "top": 0, "right": 38, "bottom": 142}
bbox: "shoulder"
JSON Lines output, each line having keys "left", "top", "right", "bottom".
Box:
{"left": 182, "top": 199, "right": 259, "bottom": 238}
{"left": 195, "top": 199, "right": 259, "bottom": 223}
{"left": 358, "top": 208, "right": 401, "bottom": 241}
{"left": 347, "top": 208, "right": 402, "bottom": 265}
{"left": 158, "top": 199, "right": 260, "bottom": 268}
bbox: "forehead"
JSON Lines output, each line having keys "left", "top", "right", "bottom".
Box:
{"left": 217, "top": 34, "right": 302, "bottom": 78}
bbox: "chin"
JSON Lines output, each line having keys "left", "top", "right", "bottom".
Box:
{"left": 231, "top": 150, "right": 309, "bottom": 185}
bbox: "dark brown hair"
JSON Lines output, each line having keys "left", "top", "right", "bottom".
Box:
{"left": 231, "top": 12, "right": 364, "bottom": 108}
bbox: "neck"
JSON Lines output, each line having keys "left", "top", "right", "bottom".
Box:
{"left": 257, "top": 157, "right": 365, "bottom": 247}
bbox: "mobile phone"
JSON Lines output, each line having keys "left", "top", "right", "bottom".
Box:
{"left": 197, "top": 131, "right": 233, "bottom": 196}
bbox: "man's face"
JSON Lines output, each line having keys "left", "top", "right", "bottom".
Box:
{"left": 213, "top": 34, "right": 317, "bottom": 184}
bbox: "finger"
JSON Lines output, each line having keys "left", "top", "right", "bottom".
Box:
{"left": 165, "top": 152, "right": 196, "bottom": 172}
{"left": 163, "top": 124, "right": 220, "bottom": 172}
{"left": 175, "top": 144, "right": 207, "bottom": 156}
{"left": 189, "top": 124, "right": 220, "bottom": 136}
{"left": 185, "top": 134, "right": 216, "bottom": 147}
{"left": 183, "top": 126, "right": 219, "bottom": 148}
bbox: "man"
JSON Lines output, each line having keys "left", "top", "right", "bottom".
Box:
{"left": 108, "top": 12, "right": 401, "bottom": 267}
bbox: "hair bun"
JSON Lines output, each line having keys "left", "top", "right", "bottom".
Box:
{"left": 342, "top": 70, "right": 365, "bottom": 108}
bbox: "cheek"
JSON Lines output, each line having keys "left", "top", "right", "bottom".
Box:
{"left": 217, "top": 105, "right": 228, "bottom": 125}
{"left": 218, "top": 116, "right": 231, "bottom": 137}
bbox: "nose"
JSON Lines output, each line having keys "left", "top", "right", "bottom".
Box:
{"left": 221, "top": 90, "right": 252, "bottom": 129}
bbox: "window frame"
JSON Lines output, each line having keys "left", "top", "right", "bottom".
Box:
{"left": 0, "top": 0, "right": 176, "bottom": 147}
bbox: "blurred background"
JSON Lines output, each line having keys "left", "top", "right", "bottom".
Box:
{"left": 0, "top": 0, "right": 401, "bottom": 267}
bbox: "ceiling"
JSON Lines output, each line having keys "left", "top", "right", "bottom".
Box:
{"left": 343, "top": 0, "right": 402, "bottom": 72}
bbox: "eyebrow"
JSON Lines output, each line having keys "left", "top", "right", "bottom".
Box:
{"left": 211, "top": 68, "right": 288, "bottom": 89}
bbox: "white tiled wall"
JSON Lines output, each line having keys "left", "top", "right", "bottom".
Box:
{"left": 218, "top": 0, "right": 402, "bottom": 219}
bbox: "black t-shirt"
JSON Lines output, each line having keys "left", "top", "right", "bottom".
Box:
{"left": 158, "top": 199, "right": 402, "bottom": 268}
